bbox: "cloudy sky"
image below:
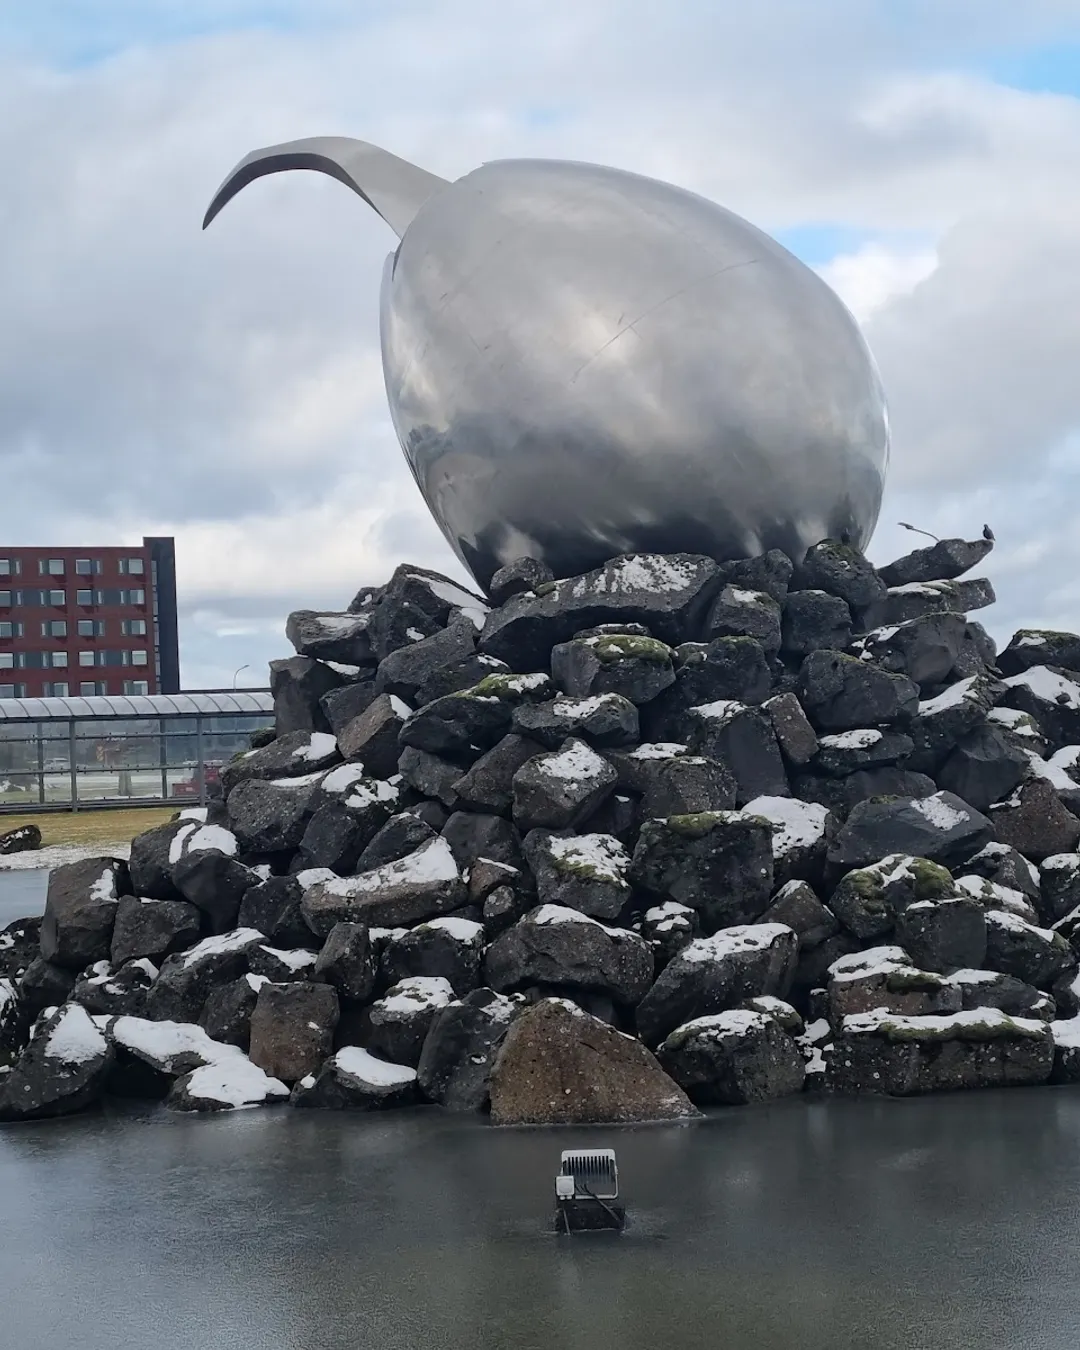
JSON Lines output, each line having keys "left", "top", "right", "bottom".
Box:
{"left": 3, "top": 2, "right": 1080, "bottom": 687}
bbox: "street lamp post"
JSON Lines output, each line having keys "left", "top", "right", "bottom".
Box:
{"left": 232, "top": 664, "right": 250, "bottom": 690}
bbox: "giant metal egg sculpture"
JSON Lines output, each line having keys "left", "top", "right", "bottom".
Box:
{"left": 205, "top": 137, "right": 889, "bottom": 591}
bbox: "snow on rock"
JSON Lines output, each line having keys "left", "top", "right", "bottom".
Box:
{"left": 841, "top": 1007, "right": 1048, "bottom": 1039}
{"left": 333, "top": 1046, "right": 417, "bottom": 1087}
{"left": 531, "top": 904, "right": 604, "bottom": 928}
{"left": 185, "top": 825, "right": 239, "bottom": 857}
{"left": 744, "top": 796, "right": 830, "bottom": 857}
{"left": 546, "top": 832, "right": 630, "bottom": 882}
{"left": 376, "top": 976, "right": 456, "bottom": 1014}
{"left": 1003, "top": 666, "right": 1080, "bottom": 709}
{"left": 680, "top": 924, "right": 794, "bottom": 963}
{"left": 909, "top": 794, "right": 969, "bottom": 832}
{"left": 828, "top": 946, "right": 912, "bottom": 983}
{"left": 293, "top": 732, "right": 339, "bottom": 763}
{"left": 44, "top": 1003, "right": 108, "bottom": 1064}
{"left": 535, "top": 740, "right": 609, "bottom": 782}
{"left": 177, "top": 807, "right": 208, "bottom": 823}
{"left": 817, "top": 729, "right": 884, "bottom": 750}
{"left": 419, "top": 916, "right": 485, "bottom": 942}
{"left": 172, "top": 1058, "right": 289, "bottom": 1111}
{"left": 315, "top": 836, "right": 459, "bottom": 897}
{"left": 918, "top": 676, "right": 981, "bottom": 718}
{"left": 624, "top": 742, "right": 689, "bottom": 760}
{"left": 181, "top": 928, "right": 265, "bottom": 970}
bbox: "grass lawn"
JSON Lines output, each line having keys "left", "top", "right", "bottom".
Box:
{"left": 0, "top": 805, "right": 178, "bottom": 848}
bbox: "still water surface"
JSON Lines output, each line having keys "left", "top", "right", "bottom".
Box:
{"left": 2, "top": 1090, "right": 1078, "bottom": 1350}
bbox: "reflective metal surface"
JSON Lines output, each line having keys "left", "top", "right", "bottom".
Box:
{"left": 206, "top": 141, "right": 889, "bottom": 591}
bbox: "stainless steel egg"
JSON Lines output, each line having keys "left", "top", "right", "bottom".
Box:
{"left": 205, "top": 138, "right": 889, "bottom": 591}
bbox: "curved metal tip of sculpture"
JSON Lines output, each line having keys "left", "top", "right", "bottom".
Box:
{"left": 202, "top": 135, "right": 449, "bottom": 239}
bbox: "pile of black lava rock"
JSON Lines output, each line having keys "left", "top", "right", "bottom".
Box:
{"left": 7, "top": 534, "right": 1080, "bottom": 1124}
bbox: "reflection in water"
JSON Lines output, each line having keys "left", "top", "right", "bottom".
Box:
{"left": 2, "top": 1091, "right": 1079, "bottom": 1349}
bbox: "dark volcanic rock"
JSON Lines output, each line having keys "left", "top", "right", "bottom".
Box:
{"left": 998, "top": 631, "right": 1080, "bottom": 678}
{"left": 489, "top": 557, "right": 554, "bottom": 606}
{"left": 1001, "top": 666, "right": 1080, "bottom": 753}
{"left": 247, "top": 944, "right": 320, "bottom": 984}
{"left": 451, "top": 735, "right": 543, "bottom": 816}
{"left": 639, "top": 755, "right": 737, "bottom": 818}
{"left": 829, "top": 793, "right": 992, "bottom": 870}
{"left": 220, "top": 729, "right": 340, "bottom": 795}
{"left": 110, "top": 896, "right": 201, "bottom": 967}
{"left": 236, "top": 875, "right": 311, "bottom": 949}
{"left": 17, "top": 957, "right": 77, "bottom": 1019}
{"left": 878, "top": 537, "right": 995, "bottom": 588}
{"left": 716, "top": 550, "right": 793, "bottom": 604}
{"left": 950, "top": 969, "right": 1054, "bottom": 1019}
{"left": 312, "top": 922, "right": 377, "bottom": 1002}
{"left": 512, "top": 693, "right": 639, "bottom": 749}
{"left": 319, "top": 681, "right": 381, "bottom": 738}
{"left": 828, "top": 855, "right": 955, "bottom": 942}
{"left": 300, "top": 837, "right": 465, "bottom": 936}
{"left": 248, "top": 980, "right": 340, "bottom": 1083}
{"left": 631, "top": 811, "right": 774, "bottom": 930}
{"left": 511, "top": 738, "right": 617, "bottom": 831}
{"left": 867, "top": 578, "right": 996, "bottom": 629}
{"left": 484, "top": 907, "right": 653, "bottom": 1006}
{"left": 781, "top": 590, "right": 852, "bottom": 656}
{"left": 988, "top": 778, "right": 1080, "bottom": 862}
{"left": 905, "top": 673, "right": 1006, "bottom": 774}
{"left": 935, "top": 722, "right": 1029, "bottom": 812}
{"left": 525, "top": 830, "right": 632, "bottom": 920}
{"left": 855, "top": 613, "right": 968, "bottom": 689}
{"left": 656, "top": 1008, "right": 805, "bottom": 1104}
{"left": 0, "top": 1003, "right": 112, "bottom": 1121}
{"left": 1040, "top": 853, "right": 1080, "bottom": 923}
{"left": 796, "top": 540, "right": 886, "bottom": 611}
{"left": 285, "top": 610, "right": 374, "bottom": 666}
{"left": 764, "top": 693, "right": 819, "bottom": 767}
{"left": 269, "top": 656, "right": 342, "bottom": 735}
{"left": 744, "top": 795, "right": 835, "bottom": 889}
{"left": 0, "top": 822, "right": 41, "bottom": 855}
{"left": 798, "top": 650, "right": 918, "bottom": 732}
{"left": 826, "top": 1007, "right": 1052, "bottom": 1095}
{"left": 0, "top": 916, "right": 42, "bottom": 980}
{"left": 793, "top": 767, "right": 939, "bottom": 821}
{"left": 397, "top": 747, "right": 462, "bottom": 810}
{"left": 40, "top": 857, "right": 126, "bottom": 969}
{"left": 895, "top": 898, "right": 988, "bottom": 973}
{"left": 173, "top": 852, "right": 258, "bottom": 935}
{"left": 356, "top": 814, "right": 438, "bottom": 872}
{"left": 382, "top": 917, "right": 484, "bottom": 997}
{"left": 71, "top": 958, "right": 158, "bottom": 1018}
{"left": 366, "top": 976, "right": 456, "bottom": 1067}
{"left": 683, "top": 700, "right": 788, "bottom": 804}
{"left": 144, "top": 928, "right": 264, "bottom": 1023}
{"left": 702, "top": 586, "right": 782, "bottom": 656}
{"left": 127, "top": 819, "right": 200, "bottom": 902}
{"left": 813, "top": 728, "right": 914, "bottom": 777}
{"left": 488, "top": 998, "right": 697, "bottom": 1125}
{"left": 441, "top": 811, "right": 524, "bottom": 873}
{"left": 760, "top": 880, "right": 838, "bottom": 950}
{"left": 641, "top": 901, "right": 700, "bottom": 968}
{"left": 983, "top": 911, "right": 1073, "bottom": 988}
{"left": 338, "top": 693, "right": 412, "bottom": 777}
{"left": 227, "top": 776, "right": 321, "bottom": 854}
{"left": 416, "top": 988, "right": 520, "bottom": 1110}
{"left": 290, "top": 1046, "right": 419, "bottom": 1110}
{"left": 374, "top": 618, "right": 476, "bottom": 705}
{"left": 636, "top": 924, "right": 799, "bottom": 1046}
{"left": 478, "top": 553, "right": 720, "bottom": 668}
{"left": 200, "top": 976, "right": 264, "bottom": 1049}
{"left": 550, "top": 634, "right": 676, "bottom": 705}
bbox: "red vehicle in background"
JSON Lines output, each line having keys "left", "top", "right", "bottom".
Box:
{"left": 171, "top": 761, "right": 222, "bottom": 799}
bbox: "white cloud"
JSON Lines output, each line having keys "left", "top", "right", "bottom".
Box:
{"left": 819, "top": 243, "right": 939, "bottom": 323}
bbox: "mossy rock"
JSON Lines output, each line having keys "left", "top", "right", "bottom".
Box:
{"left": 453, "top": 672, "right": 549, "bottom": 702}
{"left": 591, "top": 635, "right": 673, "bottom": 665}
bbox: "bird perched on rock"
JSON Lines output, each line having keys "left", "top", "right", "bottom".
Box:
{"left": 982, "top": 524, "right": 995, "bottom": 542}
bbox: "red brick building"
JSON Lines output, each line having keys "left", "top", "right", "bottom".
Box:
{"left": 0, "top": 537, "right": 180, "bottom": 698}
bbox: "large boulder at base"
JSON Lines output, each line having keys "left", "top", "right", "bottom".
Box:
{"left": 983, "top": 911, "right": 1074, "bottom": 988}
{"left": 366, "top": 976, "right": 456, "bottom": 1067}
{"left": 144, "top": 928, "right": 264, "bottom": 1023}
{"left": 488, "top": 998, "right": 698, "bottom": 1125}
{"left": 110, "top": 896, "right": 201, "bottom": 967}
{"left": 381, "top": 917, "right": 484, "bottom": 997}
{"left": 511, "top": 738, "right": 617, "bottom": 831}
{"left": 0, "top": 1003, "right": 113, "bottom": 1121}
{"left": 17, "top": 957, "right": 78, "bottom": 1019}
{"left": 524, "top": 830, "right": 632, "bottom": 920}
{"left": 478, "top": 553, "right": 721, "bottom": 669}
{"left": 0, "top": 822, "right": 41, "bottom": 855}
{"left": 828, "top": 793, "right": 992, "bottom": 871}
{"left": 200, "top": 975, "right": 266, "bottom": 1050}
{"left": 416, "top": 988, "right": 521, "bottom": 1110}
{"left": 826, "top": 1008, "right": 1053, "bottom": 1095}
{"left": 828, "top": 854, "right": 955, "bottom": 942}
{"left": 1049, "top": 1016, "right": 1080, "bottom": 1083}
{"left": 484, "top": 906, "right": 654, "bottom": 1006}
{"left": 825, "top": 947, "right": 962, "bottom": 1027}
{"left": 878, "top": 536, "right": 994, "bottom": 588}
{"left": 630, "top": 812, "right": 774, "bottom": 930}
{"left": 300, "top": 836, "right": 466, "bottom": 936}
{"left": 167, "top": 1056, "right": 289, "bottom": 1112}
{"left": 40, "top": 857, "right": 127, "bottom": 969}
{"left": 0, "top": 977, "right": 29, "bottom": 1066}
{"left": 656, "top": 1008, "right": 805, "bottom": 1104}
{"left": 107, "top": 1014, "right": 236, "bottom": 1096}
{"left": 248, "top": 981, "right": 341, "bottom": 1083}
{"left": 127, "top": 819, "right": 198, "bottom": 900}
{"left": 636, "top": 924, "right": 799, "bottom": 1046}
{"left": 291, "top": 1046, "right": 419, "bottom": 1109}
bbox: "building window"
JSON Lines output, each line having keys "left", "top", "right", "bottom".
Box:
{"left": 77, "top": 619, "right": 105, "bottom": 637}
{"left": 39, "top": 559, "right": 64, "bottom": 575}
{"left": 0, "top": 559, "right": 19, "bottom": 576}
{"left": 44, "top": 681, "right": 69, "bottom": 697}
{"left": 75, "top": 559, "right": 102, "bottom": 575}
{"left": 93, "top": 588, "right": 144, "bottom": 605}
{"left": 121, "top": 618, "right": 147, "bottom": 636}
{"left": 0, "top": 621, "right": 21, "bottom": 638}
{"left": 119, "top": 557, "right": 145, "bottom": 575}
{"left": 130, "top": 649, "right": 148, "bottom": 666}
{"left": 0, "top": 592, "right": 10, "bottom": 607}
{"left": 0, "top": 683, "right": 26, "bottom": 698}
{"left": 76, "top": 589, "right": 94, "bottom": 606}
{"left": 0, "top": 653, "right": 12, "bottom": 669}
{"left": 48, "top": 590, "right": 65, "bottom": 606}
{"left": 50, "top": 651, "right": 68, "bottom": 667}
{"left": 80, "top": 681, "right": 108, "bottom": 696}
{"left": 123, "top": 680, "right": 149, "bottom": 696}
{"left": 123, "top": 589, "right": 146, "bottom": 606}
{"left": 41, "top": 620, "right": 67, "bottom": 638}
{"left": 78, "top": 650, "right": 95, "bottom": 667}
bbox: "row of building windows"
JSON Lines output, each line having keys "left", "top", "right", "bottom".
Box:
{"left": 0, "top": 588, "right": 146, "bottom": 609}
{"left": 0, "top": 557, "right": 145, "bottom": 577}
{"left": 0, "top": 681, "right": 150, "bottom": 699}
{"left": 0, "top": 619, "right": 147, "bottom": 639}
{"left": 0, "top": 650, "right": 149, "bottom": 670}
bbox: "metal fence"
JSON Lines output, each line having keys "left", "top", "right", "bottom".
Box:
{"left": 0, "top": 690, "right": 274, "bottom": 812}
